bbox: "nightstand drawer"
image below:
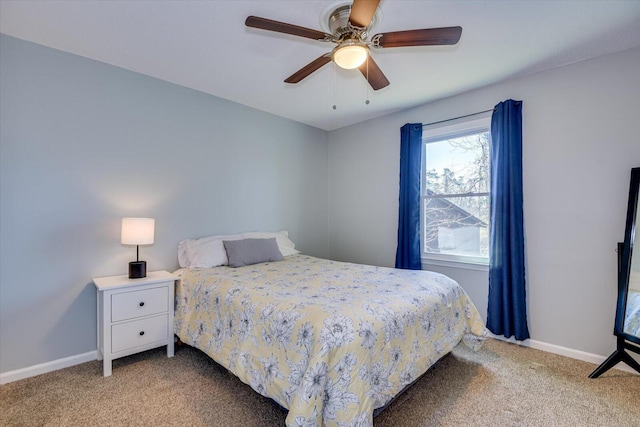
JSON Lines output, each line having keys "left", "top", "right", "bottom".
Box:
{"left": 111, "top": 286, "right": 168, "bottom": 322}
{"left": 111, "top": 314, "right": 168, "bottom": 353}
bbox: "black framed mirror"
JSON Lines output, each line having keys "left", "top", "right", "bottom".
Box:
{"left": 590, "top": 167, "right": 640, "bottom": 378}
{"left": 616, "top": 167, "right": 640, "bottom": 345}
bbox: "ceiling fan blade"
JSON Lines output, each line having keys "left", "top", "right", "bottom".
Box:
{"left": 245, "top": 16, "right": 330, "bottom": 41}
{"left": 285, "top": 55, "right": 332, "bottom": 84}
{"left": 375, "top": 27, "right": 462, "bottom": 48}
{"left": 358, "top": 55, "right": 389, "bottom": 90}
{"left": 348, "top": 0, "right": 381, "bottom": 28}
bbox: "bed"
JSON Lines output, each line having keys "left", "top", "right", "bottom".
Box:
{"left": 173, "top": 233, "right": 486, "bottom": 426}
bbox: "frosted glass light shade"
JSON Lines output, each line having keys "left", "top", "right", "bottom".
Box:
{"left": 121, "top": 218, "right": 155, "bottom": 245}
{"left": 333, "top": 42, "right": 368, "bottom": 69}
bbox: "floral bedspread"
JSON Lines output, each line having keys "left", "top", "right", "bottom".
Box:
{"left": 174, "top": 255, "right": 486, "bottom": 427}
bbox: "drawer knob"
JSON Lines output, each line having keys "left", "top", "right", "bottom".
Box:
{"left": 139, "top": 302, "right": 145, "bottom": 307}
{"left": 139, "top": 331, "right": 145, "bottom": 336}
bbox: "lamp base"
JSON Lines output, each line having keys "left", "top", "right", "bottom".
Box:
{"left": 129, "top": 261, "right": 147, "bottom": 279}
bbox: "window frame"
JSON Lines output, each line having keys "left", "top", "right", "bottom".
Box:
{"left": 420, "top": 115, "right": 492, "bottom": 269}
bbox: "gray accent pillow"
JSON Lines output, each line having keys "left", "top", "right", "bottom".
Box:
{"left": 223, "top": 238, "right": 284, "bottom": 268}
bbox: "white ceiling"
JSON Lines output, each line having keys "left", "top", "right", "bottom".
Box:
{"left": 2, "top": 1, "right": 640, "bottom": 131}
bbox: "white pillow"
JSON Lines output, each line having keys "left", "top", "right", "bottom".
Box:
{"left": 178, "top": 233, "right": 243, "bottom": 268}
{"left": 177, "top": 239, "right": 191, "bottom": 267}
{"left": 241, "top": 230, "right": 300, "bottom": 257}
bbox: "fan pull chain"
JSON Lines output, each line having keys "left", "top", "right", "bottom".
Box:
{"left": 365, "top": 55, "right": 370, "bottom": 105}
{"left": 332, "top": 61, "right": 337, "bottom": 110}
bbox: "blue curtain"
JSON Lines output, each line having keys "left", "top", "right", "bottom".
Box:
{"left": 487, "top": 100, "right": 530, "bottom": 340}
{"left": 395, "top": 123, "right": 422, "bottom": 270}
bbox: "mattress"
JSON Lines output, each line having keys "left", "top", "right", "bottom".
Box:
{"left": 174, "top": 255, "right": 486, "bottom": 426}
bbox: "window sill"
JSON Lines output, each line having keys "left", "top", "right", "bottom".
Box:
{"left": 421, "top": 257, "right": 489, "bottom": 272}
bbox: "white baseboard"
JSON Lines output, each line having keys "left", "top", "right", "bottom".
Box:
{"left": 0, "top": 350, "right": 98, "bottom": 385}
{"left": 490, "top": 333, "right": 639, "bottom": 375}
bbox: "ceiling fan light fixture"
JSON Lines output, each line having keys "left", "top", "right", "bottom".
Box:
{"left": 332, "top": 41, "right": 368, "bottom": 69}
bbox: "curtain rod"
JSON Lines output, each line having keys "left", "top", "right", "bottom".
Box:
{"left": 422, "top": 109, "right": 494, "bottom": 128}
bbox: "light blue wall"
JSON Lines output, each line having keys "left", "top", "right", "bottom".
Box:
{"left": 0, "top": 35, "right": 328, "bottom": 374}
{"left": 328, "top": 47, "right": 640, "bottom": 357}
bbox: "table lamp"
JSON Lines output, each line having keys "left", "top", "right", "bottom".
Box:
{"left": 121, "top": 217, "right": 155, "bottom": 279}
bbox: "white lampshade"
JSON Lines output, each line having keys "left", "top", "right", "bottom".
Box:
{"left": 121, "top": 218, "right": 155, "bottom": 245}
{"left": 332, "top": 42, "right": 368, "bottom": 70}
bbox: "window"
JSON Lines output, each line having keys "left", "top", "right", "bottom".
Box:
{"left": 421, "top": 117, "right": 491, "bottom": 266}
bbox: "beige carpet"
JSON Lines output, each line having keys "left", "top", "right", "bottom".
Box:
{"left": 1, "top": 339, "right": 639, "bottom": 426}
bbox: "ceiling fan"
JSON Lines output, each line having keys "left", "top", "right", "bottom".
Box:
{"left": 245, "top": 0, "right": 462, "bottom": 91}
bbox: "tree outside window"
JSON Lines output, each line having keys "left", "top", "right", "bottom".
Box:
{"left": 422, "top": 121, "right": 491, "bottom": 264}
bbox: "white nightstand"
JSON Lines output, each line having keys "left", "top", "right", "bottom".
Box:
{"left": 93, "top": 270, "right": 177, "bottom": 377}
